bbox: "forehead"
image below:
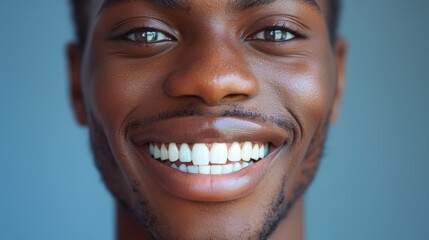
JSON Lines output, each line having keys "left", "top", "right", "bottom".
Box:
{"left": 90, "top": 0, "right": 329, "bottom": 18}
{"left": 100, "top": 0, "right": 318, "bottom": 9}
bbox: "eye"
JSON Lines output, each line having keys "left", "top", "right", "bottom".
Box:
{"left": 126, "top": 29, "right": 172, "bottom": 43}
{"left": 250, "top": 28, "right": 296, "bottom": 42}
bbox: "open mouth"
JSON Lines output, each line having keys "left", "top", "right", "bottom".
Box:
{"left": 147, "top": 142, "right": 270, "bottom": 175}
{"left": 128, "top": 116, "right": 291, "bottom": 200}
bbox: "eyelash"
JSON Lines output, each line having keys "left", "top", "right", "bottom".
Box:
{"left": 112, "top": 26, "right": 176, "bottom": 42}
{"left": 111, "top": 23, "right": 306, "bottom": 44}
{"left": 246, "top": 22, "right": 306, "bottom": 42}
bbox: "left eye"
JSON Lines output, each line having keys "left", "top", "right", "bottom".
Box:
{"left": 250, "top": 29, "right": 296, "bottom": 42}
{"left": 126, "top": 30, "right": 172, "bottom": 43}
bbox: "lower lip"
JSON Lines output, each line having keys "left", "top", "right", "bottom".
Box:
{"left": 136, "top": 146, "right": 282, "bottom": 202}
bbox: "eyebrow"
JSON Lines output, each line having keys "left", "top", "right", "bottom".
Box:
{"left": 100, "top": 0, "right": 185, "bottom": 12}
{"left": 232, "top": 0, "right": 319, "bottom": 11}
{"left": 99, "top": 0, "right": 320, "bottom": 14}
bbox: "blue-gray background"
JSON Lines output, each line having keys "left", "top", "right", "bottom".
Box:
{"left": 1, "top": 1, "right": 428, "bottom": 239}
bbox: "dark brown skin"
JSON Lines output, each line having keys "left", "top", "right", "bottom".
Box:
{"left": 68, "top": 0, "right": 346, "bottom": 239}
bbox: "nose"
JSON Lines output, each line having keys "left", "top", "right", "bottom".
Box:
{"left": 163, "top": 41, "right": 258, "bottom": 106}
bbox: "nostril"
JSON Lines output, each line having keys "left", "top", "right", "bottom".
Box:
{"left": 163, "top": 55, "right": 258, "bottom": 105}
{"left": 164, "top": 75, "right": 258, "bottom": 106}
{"left": 221, "top": 93, "right": 251, "bottom": 103}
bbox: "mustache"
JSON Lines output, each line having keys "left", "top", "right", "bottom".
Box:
{"left": 126, "top": 106, "right": 297, "bottom": 133}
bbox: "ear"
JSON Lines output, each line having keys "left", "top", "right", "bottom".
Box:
{"left": 329, "top": 37, "right": 347, "bottom": 123}
{"left": 67, "top": 43, "right": 88, "bottom": 125}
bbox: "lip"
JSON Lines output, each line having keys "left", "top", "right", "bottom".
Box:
{"left": 128, "top": 116, "right": 291, "bottom": 201}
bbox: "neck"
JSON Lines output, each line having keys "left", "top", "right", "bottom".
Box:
{"left": 116, "top": 198, "right": 304, "bottom": 240}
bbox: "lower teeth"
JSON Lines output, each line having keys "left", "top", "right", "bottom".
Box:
{"left": 167, "top": 161, "right": 255, "bottom": 175}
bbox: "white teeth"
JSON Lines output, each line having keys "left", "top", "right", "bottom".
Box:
{"left": 242, "top": 162, "right": 249, "bottom": 168}
{"left": 228, "top": 142, "right": 242, "bottom": 162}
{"left": 168, "top": 143, "right": 179, "bottom": 162}
{"left": 170, "top": 161, "right": 252, "bottom": 175}
{"left": 150, "top": 141, "right": 270, "bottom": 174}
{"left": 154, "top": 145, "right": 161, "bottom": 159}
{"left": 160, "top": 143, "right": 168, "bottom": 161}
{"left": 241, "top": 142, "right": 252, "bottom": 161}
{"left": 210, "top": 143, "right": 228, "bottom": 164}
{"left": 222, "top": 164, "right": 234, "bottom": 174}
{"left": 179, "top": 164, "right": 187, "bottom": 172}
{"left": 187, "top": 165, "right": 199, "bottom": 174}
{"left": 179, "top": 143, "right": 192, "bottom": 162}
{"left": 251, "top": 144, "right": 260, "bottom": 160}
{"left": 210, "top": 165, "right": 223, "bottom": 175}
{"left": 192, "top": 144, "right": 210, "bottom": 166}
{"left": 150, "top": 142, "right": 269, "bottom": 162}
{"left": 233, "top": 162, "right": 242, "bottom": 172}
{"left": 259, "top": 144, "right": 265, "bottom": 159}
{"left": 199, "top": 165, "right": 211, "bottom": 175}
{"left": 149, "top": 143, "right": 154, "bottom": 156}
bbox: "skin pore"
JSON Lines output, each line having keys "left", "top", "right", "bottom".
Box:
{"left": 67, "top": 0, "right": 346, "bottom": 239}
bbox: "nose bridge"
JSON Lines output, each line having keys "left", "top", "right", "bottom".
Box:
{"left": 163, "top": 36, "right": 258, "bottom": 105}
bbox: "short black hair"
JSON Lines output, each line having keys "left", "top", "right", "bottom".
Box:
{"left": 70, "top": 0, "right": 341, "bottom": 48}
{"left": 327, "top": 0, "right": 341, "bottom": 42}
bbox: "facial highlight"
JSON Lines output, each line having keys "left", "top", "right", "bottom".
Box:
{"left": 68, "top": 0, "right": 345, "bottom": 239}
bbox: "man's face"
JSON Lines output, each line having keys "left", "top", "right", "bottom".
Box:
{"left": 69, "top": 0, "right": 345, "bottom": 238}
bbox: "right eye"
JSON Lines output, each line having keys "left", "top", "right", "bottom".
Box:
{"left": 124, "top": 29, "right": 173, "bottom": 44}
{"left": 251, "top": 28, "right": 296, "bottom": 42}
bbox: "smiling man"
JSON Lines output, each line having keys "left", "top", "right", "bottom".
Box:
{"left": 67, "top": 0, "right": 345, "bottom": 239}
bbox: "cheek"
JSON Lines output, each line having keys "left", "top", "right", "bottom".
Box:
{"left": 87, "top": 58, "right": 163, "bottom": 132}
{"left": 272, "top": 60, "right": 336, "bottom": 138}
{"left": 293, "top": 65, "right": 334, "bottom": 115}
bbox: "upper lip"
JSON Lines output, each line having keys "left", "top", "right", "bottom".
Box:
{"left": 128, "top": 116, "right": 292, "bottom": 147}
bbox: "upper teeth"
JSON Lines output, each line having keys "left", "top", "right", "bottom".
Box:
{"left": 148, "top": 142, "right": 269, "bottom": 174}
